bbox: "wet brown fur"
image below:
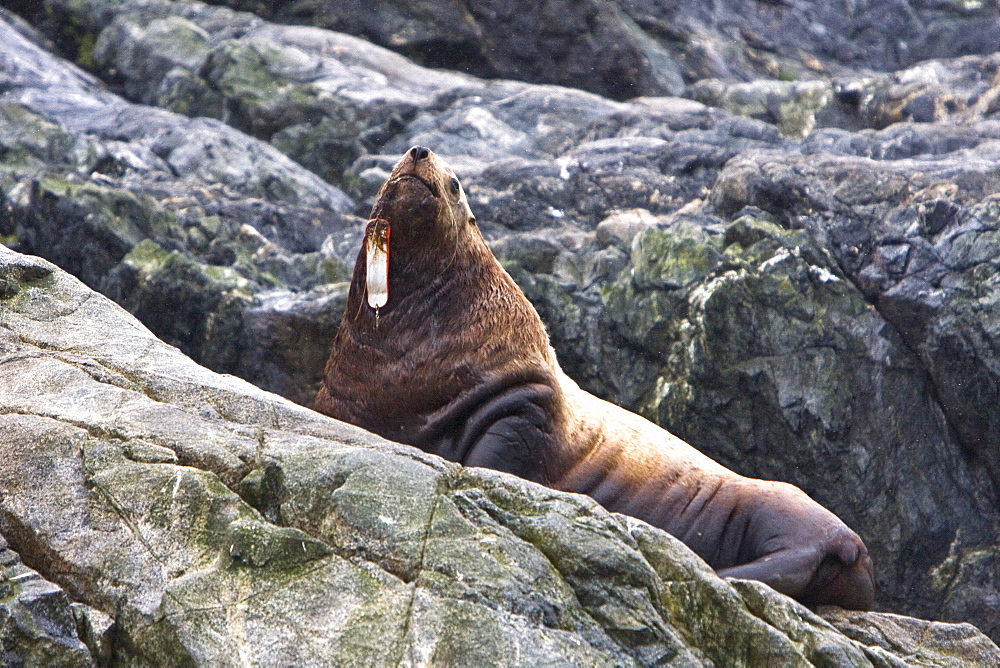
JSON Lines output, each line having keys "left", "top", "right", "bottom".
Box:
{"left": 315, "top": 147, "right": 875, "bottom": 610}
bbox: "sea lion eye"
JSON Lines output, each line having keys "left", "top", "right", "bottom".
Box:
{"left": 449, "top": 177, "right": 461, "bottom": 194}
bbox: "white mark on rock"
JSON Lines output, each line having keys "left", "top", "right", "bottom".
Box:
{"left": 557, "top": 158, "right": 573, "bottom": 180}
{"left": 171, "top": 472, "right": 182, "bottom": 502}
{"left": 378, "top": 515, "right": 397, "bottom": 525}
{"left": 809, "top": 265, "right": 840, "bottom": 283}
{"left": 758, "top": 246, "right": 792, "bottom": 273}
{"left": 548, "top": 207, "right": 564, "bottom": 218}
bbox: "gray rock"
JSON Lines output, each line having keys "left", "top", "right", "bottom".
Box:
{"left": 820, "top": 606, "right": 1000, "bottom": 667}
{"left": 0, "top": 13, "right": 359, "bottom": 398}
{"left": 692, "top": 54, "right": 1000, "bottom": 136}
{"left": 0, "top": 13, "right": 350, "bottom": 212}
{"left": 34, "top": 0, "right": 477, "bottom": 181}
{"left": 201, "top": 0, "right": 686, "bottom": 100}
{"left": 169, "top": 0, "right": 1000, "bottom": 102}
{"left": 4, "top": 241, "right": 999, "bottom": 666}
{"left": 602, "top": 206, "right": 1000, "bottom": 639}
{"left": 1, "top": 534, "right": 98, "bottom": 667}
{"left": 707, "top": 145, "right": 1000, "bottom": 502}
{"left": 828, "top": 54, "right": 1000, "bottom": 129}
{"left": 689, "top": 79, "right": 833, "bottom": 138}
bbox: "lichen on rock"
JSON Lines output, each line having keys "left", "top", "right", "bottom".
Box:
{"left": 2, "top": 0, "right": 1000, "bottom": 662}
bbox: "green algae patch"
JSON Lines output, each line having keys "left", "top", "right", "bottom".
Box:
{"left": 631, "top": 223, "right": 724, "bottom": 291}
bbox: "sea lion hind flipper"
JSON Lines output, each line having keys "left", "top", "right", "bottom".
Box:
{"left": 457, "top": 382, "right": 559, "bottom": 484}
{"left": 717, "top": 545, "right": 820, "bottom": 598}
{"left": 718, "top": 539, "right": 874, "bottom": 610}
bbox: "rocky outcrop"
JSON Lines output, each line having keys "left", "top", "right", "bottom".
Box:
{"left": 143, "top": 0, "right": 1000, "bottom": 101}
{"left": 691, "top": 53, "right": 1000, "bottom": 136}
{"left": 0, "top": 536, "right": 103, "bottom": 666}
{"left": 0, "top": 9, "right": 363, "bottom": 405}
{"left": 4, "top": 243, "right": 1000, "bottom": 666}
{"left": 1, "top": 0, "right": 1000, "bottom": 652}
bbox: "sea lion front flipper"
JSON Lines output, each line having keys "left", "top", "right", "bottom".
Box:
{"left": 717, "top": 546, "right": 821, "bottom": 598}
{"left": 454, "top": 383, "right": 559, "bottom": 484}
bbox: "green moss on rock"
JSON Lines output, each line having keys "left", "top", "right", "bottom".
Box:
{"left": 631, "top": 223, "right": 724, "bottom": 291}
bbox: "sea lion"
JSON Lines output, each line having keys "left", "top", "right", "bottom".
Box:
{"left": 315, "top": 146, "right": 875, "bottom": 610}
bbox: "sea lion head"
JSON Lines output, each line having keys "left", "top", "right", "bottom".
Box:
{"left": 371, "top": 145, "right": 476, "bottom": 245}
{"left": 356, "top": 146, "right": 484, "bottom": 315}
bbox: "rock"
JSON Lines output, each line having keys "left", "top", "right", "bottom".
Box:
{"left": 160, "top": 0, "right": 1000, "bottom": 102}
{"left": 193, "top": 0, "right": 686, "bottom": 100}
{"left": 819, "top": 607, "right": 1000, "bottom": 667}
{"left": 603, "top": 206, "right": 1000, "bottom": 639}
{"left": 0, "top": 12, "right": 359, "bottom": 399}
{"left": 687, "top": 53, "right": 1000, "bottom": 135}
{"left": 0, "top": 10, "right": 350, "bottom": 212}
{"left": 1, "top": 0, "right": 1000, "bottom": 649}
{"left": 689, "top": 79, "right": 833, "bottom": 138}
{"left": 31, "top": 0, "right": 478, "bottom": 182}
{"left": 595, "top": 209, "right": 660, "bottom": 250}
{"left": 15, "top": 0, "right": 1000, "bottom": 106}
{"left": 234, "top": 283, "right": 349, "bottom": 407}
{"left": 33, "top": 0, "right": 641, "bottom": 180}
{"left": 0, "top": 535, "right": 96, "bottom": 667}
{"left": 830, "top": 54, "right": 1000, "bottom": 129}
{"left": 707, "top": 144, "right": 1000, "bottom": 496}
{"left": 4, "top": 244, "right": 1000, "bottom": 666}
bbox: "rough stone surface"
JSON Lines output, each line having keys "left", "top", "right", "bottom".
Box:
{"left": 190, "top": 0, "right": 688, "bottom": 100}
{"left": 0, "top": 0, "right": 999, "bottom": 653}
{"left": 0, "top": 12, "right": 361, "bottom": 405}
{"left": 0, "top": 536, "right": 97, "bottom": 667}
{"left": 3, "top": 242, "right": 999, "bottom": 666}
{"left": 163, "top": 0, "right": 1000, "bottom": 102}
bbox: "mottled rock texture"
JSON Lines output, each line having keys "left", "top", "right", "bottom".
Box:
{"left": 3, "top": 239, "right": 999, "bottom": 666}
{"left": 1, "top": 0, "right": 1000, "bottom": 658}
{"left": 170, "top": 0, "right": 1000, "bottom": 101}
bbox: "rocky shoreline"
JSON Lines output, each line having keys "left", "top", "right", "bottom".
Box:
{"left": 2, "top": 0, "right": 1000, "bottom": 663}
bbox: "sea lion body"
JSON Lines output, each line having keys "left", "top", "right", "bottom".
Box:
{"left": 315, "top": 146, "right": 875, "bottom": 610}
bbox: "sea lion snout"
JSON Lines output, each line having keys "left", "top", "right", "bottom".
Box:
{"left": 378, "top": 147, "right": 477, "bottom": 235}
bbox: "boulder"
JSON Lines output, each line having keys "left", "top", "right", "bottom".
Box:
{"left": 691, "top": 53, "right": 1000, "bottom": 134}
{"left": 4, "top": 242, "right": 1000, "bottom": 666}
{"left": 0, "top": 12, "right": 359, "bottom": 405}
{"left": 152, "top": 0, "right": 1000, "bottom": 100}
{"left": 188, "top": 0, "right": 687, "bottom": 100}
{"left": 0, "top": 536, "right": 101, "bottom": 667}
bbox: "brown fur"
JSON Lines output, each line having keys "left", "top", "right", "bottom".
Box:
{"left": 315, "top": 147, "right": 875, "bottom": 610}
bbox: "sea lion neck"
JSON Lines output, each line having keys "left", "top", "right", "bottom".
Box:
{"left": 343, "top": 225, "right": 497, "bottom": 335}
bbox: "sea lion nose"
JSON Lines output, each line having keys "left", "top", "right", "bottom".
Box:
{"left": 409, "top": 145, "right": 430, "bottom": 162}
